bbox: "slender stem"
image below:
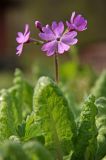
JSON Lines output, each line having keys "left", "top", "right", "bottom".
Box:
{"left": 30, "top": 37, "right": 44, "bottom": 44}
{"left": 54, "top": 53, "right": 59, "bottom": 84}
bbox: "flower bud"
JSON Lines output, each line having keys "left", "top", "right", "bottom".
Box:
{"left": 35, "top": 21, "right": 43, "bottom": 32}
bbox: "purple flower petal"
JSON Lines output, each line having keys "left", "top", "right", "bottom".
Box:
{"left": 58, "top": 42, "right": 70, "bottom": 54}
{"left": 42, "top": 25, "right": 54, "bottom": 34}
{"left": 71, "top": 11, "right": 75, "bottom": 23}
{"left": 41, "top": 40, "right": 57, "bottom": 56}
{"left": 24, "top": 24, "right": 29, "bottom": 35}
{"left": 62, "top": 37, "right": 78, "bottom": 45}
{"left": 17, "top": 32, "right": 23, "bottom": 37}
{"left": 61, "top": 31, "right": 78, "bottom": 45}
{"left": 52, "top": 21, "right": 58, "bottom": 30}
{"left": 16, "top": 37, "right": 23, "bottom": 43}
{"left": 76, "top": 20, "right": 87, "bottom": 31}
{"left": 23, "top": 32, "right": 30, "bottom": 42}
{"left": 74, "top": 15, "right": 82, "bottom": 25}
{"left": 39, "top": 25, "right": 55, "bottom": 41}
{"left": 66, "top": 31, "right": 77, "bottom": 38}
{"left": 66, "top": 21, "right": 70, "bottom": 28}
{"left": 16, "top": 44, "right": 23, "bottom": 56}
{"left": 66, "top": 21, "right": 75, "bottom": 30}
{"left": 53, "top": 21, "right": 64, "bottom": 37}
{"left": 16, "top": 32, "right": 24, "bottom": 43}
{"left": 39, "top": 32, "right": 55, "bottom": 41}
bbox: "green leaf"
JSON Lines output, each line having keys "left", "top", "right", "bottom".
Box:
{"left": 8, "top": 86, "right": 23, "bottom": 125}
{"left": 23, "top": 112, "right": 45, "bottom": 142}
{"left": 8, "top": 69, "right": 33, "bottom": 124}
{"left": 71, "top": 95, "right": 98, "bottom": 160}
{"left": 33, "top": 76, "right": 77, "bottom": 159}
{"left": 13, "top": 69, "right": 33, "bottom": 117}
{"left": 8, "top": 69, "right": 24, "bottom": 123}
{"left": 95, "top": 97, "right": 106, "bottom": 115}
{"left": 0, "top": 89, "right": 16, "bottom": 141}
{"left": 95, "top": 96, "right": 106, "bottom": 160}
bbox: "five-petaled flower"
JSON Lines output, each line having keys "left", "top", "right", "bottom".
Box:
{"left": 16, "top": 24, "right": 30, "bottom": 56}
{"left": 66, "top": 11, "right": 87, "bottom": 32}
{"left": 39, "top": 21, "right": 78, "bottom": 56}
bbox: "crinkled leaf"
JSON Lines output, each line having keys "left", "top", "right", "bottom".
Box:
{"left": 96, "top": 100, "right": 106, "bottom": 160}
{"left": 8, "top": 69, "right": 33, "bottom": 124}
{"left": 71, "top": 95, "right": 98, "bottom": 160}
{"left": 0, "top": 89, "right": 16, "bottom": 141}
{"left": 95, "top": 97, "right": 106, "bottom": 115}
{"left": 19, "top": 112, "right": 45, "bottom": 143}
{"left": 33, "top": 76, "right": 76, "bottom": 158}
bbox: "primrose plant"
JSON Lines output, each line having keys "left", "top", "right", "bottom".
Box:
{"left": 1, "top": 11, "right": 106, "bottom": 160}
{"left": 16, "top": 11, "right": 87, "bottom": 83}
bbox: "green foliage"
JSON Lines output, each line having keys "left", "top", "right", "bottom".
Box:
{"left": 96, "top": 115, "right": 106, "bottom": 160}
{"left": 8, "top": 69, "right": 33, "bottom": 125}
{"left": 17, "top": 112, "right": 45, "bottom": 142}
{"left": 90, "top": 70, "right": 106, "bottom": 159}
{"left": 71, "top": 95, "right": 98, "bottom": 160}
{"left": 0, "top": 68, "right": 33, "bottom": 141}
{"left": 95, "top": 97, "right": 106, "bottom": 160}
{"left": 0, "top": 89, "right": 16, "bottom": 141}
{"left": 12, "top": 69, "right": 33, "bottom": 117}
{"left": 0, "top": 69, "right": 106, "bottom": 159}
{"left": 33, "top": 76, "right": 77, "bottom": 158}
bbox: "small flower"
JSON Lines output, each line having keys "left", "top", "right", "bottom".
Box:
{"left": 16, "top": 24, "right": 30, "bottom": 56}
{"left": 35, "top": 21, "right": 43, "bottom": 32}
{"left": 39, "top": 21, "right": 78, "bottom": 56}
{"left": 66, "top": 11, "right": 87, "bottom": 31}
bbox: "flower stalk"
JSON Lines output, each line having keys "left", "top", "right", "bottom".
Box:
{"left": 54, "top": 53, "right": 59, "bottom": 84}
{"left": 30, "top": 38, "right": 44, "bottom": 45}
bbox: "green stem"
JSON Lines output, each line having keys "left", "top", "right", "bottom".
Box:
{"left": 30, "top": 38, "right": 44, "bottom": 45}
{"left": 54, "top": 53, "right": 59, "bottom": 84}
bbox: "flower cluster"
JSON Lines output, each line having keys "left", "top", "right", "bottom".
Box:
{"left": 16, "top": 11, "right": 87, "bottom": 56}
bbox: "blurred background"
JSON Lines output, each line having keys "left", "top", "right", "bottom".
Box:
{"left": 0, "top": 0, "right": 106, "bottom": 100}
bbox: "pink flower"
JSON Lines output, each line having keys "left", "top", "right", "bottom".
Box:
{"left": 66, "top": 11, "right": 87, "bottom": 32}
{"left": 16, "top": 24, "right": 30, "bottom": 56}
{"left": 39, "top": 21, "right": 78, "bottom": 56}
